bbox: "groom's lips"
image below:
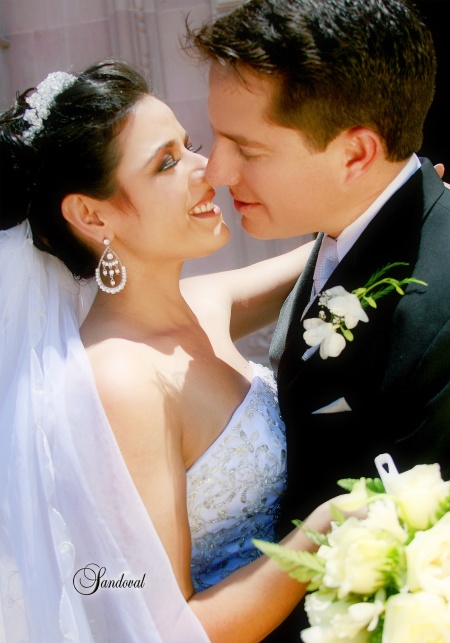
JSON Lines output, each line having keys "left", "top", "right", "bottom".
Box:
{"left": 232, "top": 195, "right": 261, "bottom": 214}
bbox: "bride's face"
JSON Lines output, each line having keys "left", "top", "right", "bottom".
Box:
{"left": 108, "top": 95, "right": 229, "bottom": 263}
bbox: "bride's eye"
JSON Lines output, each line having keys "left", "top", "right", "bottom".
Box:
{"left": 158, "top": 153, "right": 180, "bottom": 172}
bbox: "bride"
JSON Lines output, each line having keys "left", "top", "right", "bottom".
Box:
{"left": 1, "top": 59, "right": 345, "bottom": 642}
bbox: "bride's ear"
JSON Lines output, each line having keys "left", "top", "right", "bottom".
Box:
{"left": 61, "top": 194, "right": 108, "bottom": 245}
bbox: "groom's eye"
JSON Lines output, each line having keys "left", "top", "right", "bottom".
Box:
{"left": 238, "top": 146, "right": 257, "bottom": 160}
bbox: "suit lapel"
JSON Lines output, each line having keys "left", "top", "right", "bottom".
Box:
{"left": 273, "top": 158, "right": 444, "bottom": 379}
{"left": 269, "top": 233, "right": 322, "bottom": 372}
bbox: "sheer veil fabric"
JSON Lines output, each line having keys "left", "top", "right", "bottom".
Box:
{"left": 0, "top": 221, "right": 209, "bottom": 642}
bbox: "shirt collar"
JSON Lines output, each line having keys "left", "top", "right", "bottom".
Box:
{"left": 335, "top": 154, "right": 421, "bottom": 261}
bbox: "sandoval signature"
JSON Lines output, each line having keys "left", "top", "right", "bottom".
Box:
{"left": 73, "top": 563, "right": 146, "bottom": 595}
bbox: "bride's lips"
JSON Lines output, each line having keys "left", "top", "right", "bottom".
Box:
{"left": 188, "top": 191, "right": 222, "bottom": 219}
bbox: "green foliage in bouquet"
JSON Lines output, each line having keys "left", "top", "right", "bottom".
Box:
{"left": 254, "top": 454, "right": 450, "bottom": 643}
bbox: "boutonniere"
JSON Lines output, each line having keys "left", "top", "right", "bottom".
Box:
{"left": 303, "top": 262, "right": 427, "bottom": 359}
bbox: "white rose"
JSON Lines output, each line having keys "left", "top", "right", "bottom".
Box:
{"left": 381, "top": 462, "right": 450, "bottom": 530}
{"left": 406, "top": 513, "right": 450, "bottom": 600}
{"left": 302, "top": 591, "right": 371, "bottom": 643}
{"left": 327, "top": 591, "right": 385, "bottom": 639}
{"left": 324, "top": 286, "right": 369, "bottom": 329}
{"left": 318, "top": 517, "right": 399, "bottom": 598}
{"left": 382, "top": 592, "right": 450, "bottom": 642}
{"left": 334, "top": 494, "right": 408, "bottom": 545}
{"left": 301, "top": 623, "right": 369, "bottom": 643}
{"left": 364, "top": 498, "right": 409, "bottom": 544}
{"left": 333, "top": 478, "right": 369, "bottom": 512}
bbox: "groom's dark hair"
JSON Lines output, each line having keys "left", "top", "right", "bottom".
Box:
{"left": 185, "top": 0, "right": 436, "bottom": 161}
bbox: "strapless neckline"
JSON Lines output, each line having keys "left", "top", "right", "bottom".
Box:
{"left": 187, "top": 361, "right": 265, "bottom": 473}
{"left": 186, "top": 361, "right": 286, "bottom": 592}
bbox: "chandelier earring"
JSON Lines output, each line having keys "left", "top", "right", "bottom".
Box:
{"left": 95, "top": 239, "right": 127, "bottom": 294}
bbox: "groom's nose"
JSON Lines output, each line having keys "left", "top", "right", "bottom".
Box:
{"left": 204, "top": 140, "right": 240, "bottom": 188}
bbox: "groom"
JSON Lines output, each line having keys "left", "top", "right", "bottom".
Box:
{"left": 187, "top": 0, "right": 450, "bottom": 637}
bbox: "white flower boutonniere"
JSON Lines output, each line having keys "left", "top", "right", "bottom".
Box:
{"left": 253, "top": 454, "right": 450, "bottom": 643}
{"left": 303, "top": 262, "right": 427, "bottom": 359}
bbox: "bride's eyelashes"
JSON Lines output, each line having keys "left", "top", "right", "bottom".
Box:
{"left": 185, "top": 134, "right": 203, "bottom": 155}
{"left": 157, "top": 141, "right": 204, "bottom": 172}
{"left": 186, "top": 142, "right": 204, "bottom": 154}
{"left": 158, "top": 153, "right": 179, "bottom": 172}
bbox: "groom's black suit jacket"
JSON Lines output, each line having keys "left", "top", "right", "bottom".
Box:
{"left": 271, "top": 158, "right": 450, "bottom": 528}
{"left": 264, "top": 159, "right": 450, "bottom": 640}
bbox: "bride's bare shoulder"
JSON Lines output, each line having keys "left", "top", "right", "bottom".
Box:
{"left": 85, "top": 337, "right": 179, "bottom": 432}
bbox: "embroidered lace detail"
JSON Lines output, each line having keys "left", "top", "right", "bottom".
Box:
{"left": 187, "top": 363, "right": 286, "bottom": 591}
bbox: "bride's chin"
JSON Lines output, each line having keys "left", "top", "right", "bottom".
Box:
{"left": 216, "top": 222, "right": 231, "bottom": 246}
{"left": 209, "top": 219, "right": 231, "bottom": 244}
{"left": 192, "top": 226, "right": 231, "bottom": 260}
{"left": 217, "top": 220, "right": 231, "bottom": 239}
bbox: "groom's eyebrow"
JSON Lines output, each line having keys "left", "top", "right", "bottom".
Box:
{"left": 212, "top": 128, "right": 268, "bottom": 149}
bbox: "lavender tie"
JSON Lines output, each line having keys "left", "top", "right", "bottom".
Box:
{"left": 313, "top": 235, "right": 339, "bottom": 296}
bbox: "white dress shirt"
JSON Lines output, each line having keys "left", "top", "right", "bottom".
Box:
{"left": 302, "top": 154, "right": 421, "bottom": 360}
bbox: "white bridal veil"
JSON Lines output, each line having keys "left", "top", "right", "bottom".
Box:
{"left": 0, "top": 221, "right": 209, "bottom": 642}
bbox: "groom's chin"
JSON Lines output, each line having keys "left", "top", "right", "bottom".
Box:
{"left": 239, "top": 216, "right": 273, "bottom": 240}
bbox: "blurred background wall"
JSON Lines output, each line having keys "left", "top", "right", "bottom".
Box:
{"left": 0, "top": 0, "right": 448, "bottom": 362}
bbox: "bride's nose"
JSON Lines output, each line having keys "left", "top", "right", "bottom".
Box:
{"left": 195, "top": 150, "right": 208, "bottom": 167}
{"left": 191, "top": 153, "right": 209, "bottom": 179}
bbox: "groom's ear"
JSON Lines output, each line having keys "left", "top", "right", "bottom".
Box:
{"left": 61, "top": 194, "right": 108, "bottom": 246}
{"left": 341, "top": 127, "right": 383, "bottom": 185}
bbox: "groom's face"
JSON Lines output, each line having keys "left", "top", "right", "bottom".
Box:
{"left": 205, "top": 61, "right": 344, "bottom": 240}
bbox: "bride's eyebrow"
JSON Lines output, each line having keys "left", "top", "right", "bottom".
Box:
{"left": 141, "top": 140, "right": 177, "bottom": 170}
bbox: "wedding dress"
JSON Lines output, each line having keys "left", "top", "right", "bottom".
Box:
{"left": 0, "top": 221, "right": 286, "bottom": 642}
{"left": 188, "top": 363, "right": 286, "bottom": 591}
{"left": 0, "top": 221, "right": 208, "bottom": 642}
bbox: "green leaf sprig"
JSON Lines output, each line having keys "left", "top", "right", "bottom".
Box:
{"left": 353, "top": 262, "right": 427, "bottom": 310}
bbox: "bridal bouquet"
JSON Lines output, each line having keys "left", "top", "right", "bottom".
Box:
{"left": 254, "top": 454, "right": 450, "bottom": 642}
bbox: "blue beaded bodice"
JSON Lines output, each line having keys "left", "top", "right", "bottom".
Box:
{"left": 187, "top": 362, "right": 286, "bottom": 592}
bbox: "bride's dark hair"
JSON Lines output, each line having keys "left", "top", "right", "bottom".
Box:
{"left": 0, "top": 59, "right": 152, "bottom": 278}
